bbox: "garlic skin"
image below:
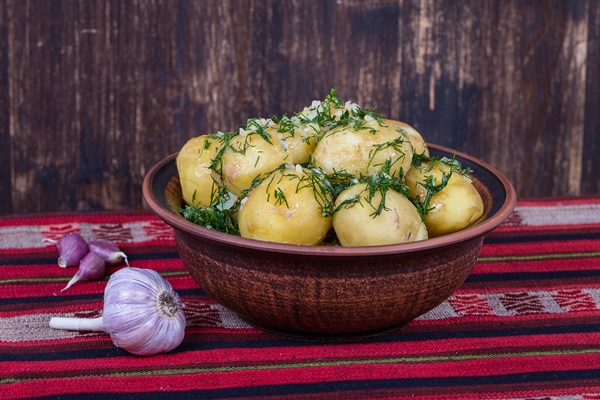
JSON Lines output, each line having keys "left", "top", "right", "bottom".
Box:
{"left": 103, "top": 268, "right": 186, "bottom": 356}
{"left": 49, "top": 267, "right": 186, "bottom": 356}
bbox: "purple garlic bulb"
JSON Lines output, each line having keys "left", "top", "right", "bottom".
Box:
{"left": 49, "top": 267, "right": 186, "bottom": 356}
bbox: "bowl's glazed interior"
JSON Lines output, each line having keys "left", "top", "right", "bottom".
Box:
{"left": 143, "top": 144, "right": 516, "bottom": 340}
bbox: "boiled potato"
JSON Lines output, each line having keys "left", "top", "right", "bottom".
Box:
{"left": 237, "top": 165, "right": 332, "bottom": 245}
{"left": 405, "top": 161, "right": 484, "bottom": 237}
{"left": 220, "top": 123, "right": 290, "bottom": 197}
{"left": 383, "top": 119, "right": 429, "bottom": 156}
{"left": 178, "top": 90, "right": 484, "bottom": 245}
{"left": 176, "top": 135, "right": 222, "bottom": 207}
{"left": 268, "top": 117, "right": 321, "bottom": 164}
{"left": 333, "top": 183, "right": 427, "bottom": 246}
{"left": 312, "top": 117, "right": 413, "bottom": 178}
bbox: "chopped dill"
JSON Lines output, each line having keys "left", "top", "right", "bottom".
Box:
{"left": 273, "top": 187, "right": 289, "bottom": 207}
{"left": 180, "top": 204, "right": 240, "bottom": 235}
{"left": 330, "top": 159, "right": 421, "bottom": 219}
{"left": 179, "top": 184, "right": 240, "bottom": 235}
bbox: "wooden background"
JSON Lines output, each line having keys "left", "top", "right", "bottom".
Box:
{"left": 1, "top": 0, "right": 599, "bottom": 215}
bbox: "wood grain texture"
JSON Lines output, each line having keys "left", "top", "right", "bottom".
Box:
{"left": 582, "top": 0, "right": 600, "bottom": 195}
{"left": 0, "top": 0, "right": 598, "bottom": 214}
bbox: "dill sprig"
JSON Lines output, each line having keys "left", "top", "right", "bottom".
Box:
{"left": 244, "top": 117, "right": 275, "bottom": 144}
{"left": 365, "top": 135, "right": 410, "bottom": 177}
{"left": 411, "top": 152, "right": 472, "bottom": 177}
{"left": 207, "top": 131, "right": 235, "bottom": 177}
{"left": 355, "top": 159, "right": 418, "bottom": 218}
{"left": 418, "top": 172, "right": 450, "bottom": 217}
{"left": 409, "top": 152, "right": 473, "bottom": 216}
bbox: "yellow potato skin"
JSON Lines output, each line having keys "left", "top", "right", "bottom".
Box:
{"left": 238, "top": 167, "right": 332, "bottom": 245}
{"left": 311, "top": 119, "right": 413, "bottom": 178}
{"left": 268, "top": 122, "right": 320, "bottom": 165}
{"left": 333, "top": 183, "right": 427, "bottom": 246}
{"left": 176, "top": 135, "right": 221, "bottom": 207}
{"left": 405, "top": 162, "right": 484, "bottom": 237}
{"left": 220, "top": 133, "right": 290, "bottom": 197}
{"left": 383, "top": 119, "right": 429, "bottom": 157}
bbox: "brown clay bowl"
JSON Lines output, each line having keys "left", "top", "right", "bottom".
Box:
{"left": 142, "top": 144, "right": 516, "bottom": 341}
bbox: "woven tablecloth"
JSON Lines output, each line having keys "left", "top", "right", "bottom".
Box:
{"left": 1, "top": 197, "right": 600, "bottom": 399}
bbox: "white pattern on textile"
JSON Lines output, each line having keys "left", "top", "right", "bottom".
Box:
{"left": 417, "top": 288, "right": 600, "bottom": 320}
{"left": 0, "top": 220, "right": 174, "bottom": 250}
{"left": 502, "top": 204, "right": 600, "bottom": 227}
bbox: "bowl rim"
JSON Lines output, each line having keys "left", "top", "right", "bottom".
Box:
{"left": 142, "top": 143, "right": 517, "bottom": 257}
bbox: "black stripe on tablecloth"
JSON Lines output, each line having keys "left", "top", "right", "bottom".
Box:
{"left": 3, "top": 322, "right": 599, "bottom": 362}
{"left": 30, "top": 368, "right": 600, "bottom": 399}
{"left": 0, "top": 252, "right": 181, "bottom": 266}
{"left": 464, "top": 269, "right": 600, "bottom": 283}
{"left": 484, "top": 232, "right": 600, "bottom": 244}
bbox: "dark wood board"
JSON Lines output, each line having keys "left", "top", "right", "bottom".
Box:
{"left": 1, "top": 0, "right": 598, "bottom": 214}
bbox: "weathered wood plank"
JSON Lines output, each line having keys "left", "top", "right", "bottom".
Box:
{"left": 552, "top": 0, "right": 588, "bottom": 196}
{"left": 6, "top": 0, "right": 82, "bottom": 212}
{"left": 0, "top": 1, "right": 11, "bottom": 215}
{"left": 582, "top": 0, "right": 600, "bottom": 195}
{"left": 520, "top": 0, "right": 588, "bottom": 197}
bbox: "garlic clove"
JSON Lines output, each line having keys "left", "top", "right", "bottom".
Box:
{"left": 88, "top": 239, "right": 130, "bottom": 267}
{"left": 61, "top": 251, "right": 106, "bottom": 292}
{"left": 49, "top": 233, "right": 90, "bottom": 268}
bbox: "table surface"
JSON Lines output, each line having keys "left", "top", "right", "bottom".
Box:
{"left": 1, "top": 197, "right": 600, "bottom": 399}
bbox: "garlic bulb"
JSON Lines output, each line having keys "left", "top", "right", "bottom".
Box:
{"left": 50, "top": 267, "right": 186, "bottom": 356}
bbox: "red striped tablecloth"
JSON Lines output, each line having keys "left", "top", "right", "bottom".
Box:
{"left": 1, "top": 197, "right": 599, "bottom": 399}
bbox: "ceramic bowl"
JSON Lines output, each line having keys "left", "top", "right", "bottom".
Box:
{"left": 142, "top": 144, "right": 516, "bottom": 340}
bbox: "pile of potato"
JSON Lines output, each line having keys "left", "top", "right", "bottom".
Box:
{"left": 176, "top": 90, "right": 484, "bottom": 246}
